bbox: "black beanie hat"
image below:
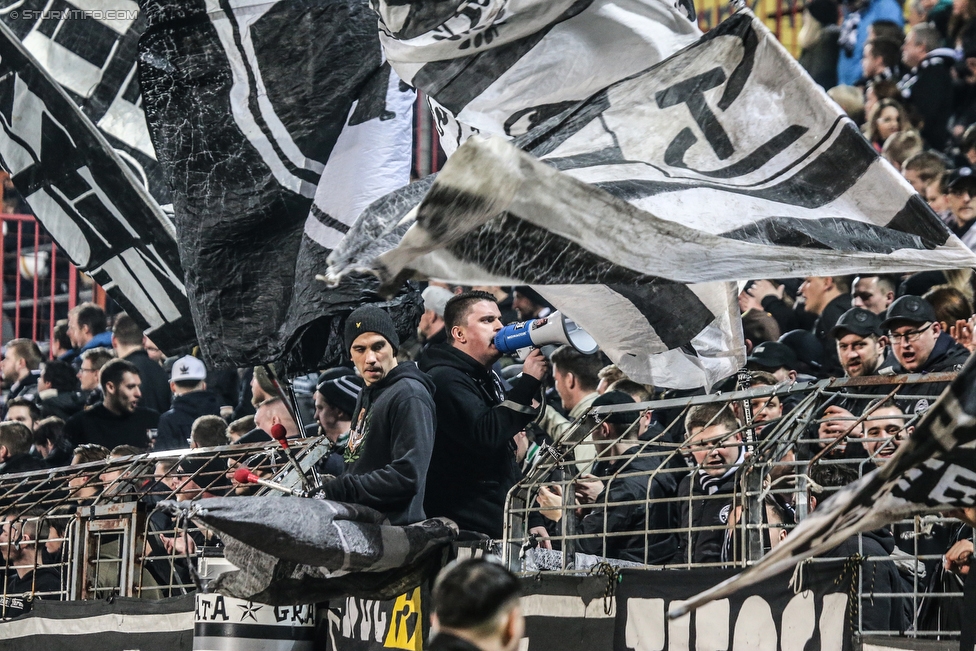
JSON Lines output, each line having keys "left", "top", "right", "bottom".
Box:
{"left": 344, "top": 306, "right": 400, "bottom": 353}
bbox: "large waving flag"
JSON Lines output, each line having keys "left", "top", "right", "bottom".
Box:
{"left": 137, "top": 0, "right": 418, "bottom": 369}
{"left": 328, "top": 9, "right": 976, "bottom": 389}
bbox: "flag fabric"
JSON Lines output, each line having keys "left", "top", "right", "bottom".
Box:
{"left": 672, "top": 348, "right": 976, "bottom": 619}
{"left": 0, "top": 20, "right": 194, "bottom": 351}
{"left": 161, "top": 497, "right": 458, "bottom": 604}
{"left": 328, "top": 9, "right": 976, "bottom": 389}
{"left": 0, "top": 0, "right": 169, "bottom": 201}
{"left": 138, "top": 0, "right": 419, "bottom": 370}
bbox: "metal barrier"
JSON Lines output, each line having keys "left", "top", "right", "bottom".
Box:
{"left": 0, "top": 436, "right": 330, "bottom": 612}
{"left": 504, "top": 372, "right": 974, "bottom": 641}
{"left": 0, "top": 213, "right": 96, "bottom": 349}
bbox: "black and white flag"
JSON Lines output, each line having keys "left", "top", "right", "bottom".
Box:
{"left": 673, "top": 348, "right": 976, "bottom": 618}
{"left": 138, "top": 0, "right": 418, "bottom": 370}
{"left": 0, "top": 0, "right": 168, "bottom": 201}
{"left": 0, "top": 20, "right": 194, "bottom": 350}
{"left": 329, "top": 10, "right": 976, "bottom": 388}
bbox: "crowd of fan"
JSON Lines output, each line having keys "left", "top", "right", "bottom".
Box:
{"left": 798, "top": 1, "right": 976, "bottom": 251}
{"left": 0, "top": 276, "right": 972, "bottom": 630}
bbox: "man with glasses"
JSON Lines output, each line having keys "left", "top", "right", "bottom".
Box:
{"left": 878, "top": 295, "right": 969, "bottom": 413}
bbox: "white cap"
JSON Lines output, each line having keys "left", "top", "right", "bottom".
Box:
{"left": 422, "top": 286, "right": 455, "bottom": 318}
{"left": 171, "top": 355, "right": 207, "bottom": 382}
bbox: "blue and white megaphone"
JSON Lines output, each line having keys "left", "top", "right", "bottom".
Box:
{"left": 493, "top": 311, "right": 599, "bottom": 360}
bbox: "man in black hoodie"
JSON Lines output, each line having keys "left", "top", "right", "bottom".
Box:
{"left": 154, "top": 356, "right": 220, "bottom": 451}
{"left": 318, "top": 306, "right": 436, "bottom": 526}
{"left": 419, "top": 291, "right": 549, "bottom": 539}
{"left": 877, "top": 295, "right": 970, "bottom": 414}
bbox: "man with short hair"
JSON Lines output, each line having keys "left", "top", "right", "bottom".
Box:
{"left": 878, "top": 295, "right": 970, "bottom": 413}
{"left": 420, "top": 291, "right": 548, "bottom": 537}
{"left": 862, "top": 399, "right": 912, "bottom": 464}
{"left": 316, "top": 306, "right": 436, "bottom": 525}
{"left": 4, "top": 398, "right": 38, "bottom": 431}
{"left": 154, "top": 355, "right": 220, "bottom": 451}
{"left": 77, "top": 347, "right": 114, "bottom": 407}
{"left": 66, "top": 303, "right": 112, "bottom": 367}
{"left": 428, "top": 559, "right": 523, "bottom": 651}
{"left": 254, "top": 396, "right": 298, "bottom": 439}
{"left": 850, "top": 274, "right": 897, "bottom": 315}
{"left": 837, "top": 0, "right": 903, "bottom": 86}
{"left": 0, "top": 421, "right": 44, "bottom": 474}
{"left": 33, "top": 416, "right": 71, "bottom": 468}
{"left": 672, "top": 403, "right": 744, "bottom": 564}
{"left": 861, "top": 38, "right": 901, "bottom": 83}
{"left": 799, "top": 275, "right": 852, "bottom": 375}
{"left": 62, "top": 358, "right": 159, "bottom": 450}
{"left": 538, "top": 346, "right": 602, "bottom": 449}
{"left": 1, "top": 338, "right": 42, "bottom": 406}
{"left": 899, "top": 23, "right": 955, "bottom": 149}
{"left": 112, "top": 314, "right": 171, "bottom": 413}
{"left": 0, "top": 509, "right": 61, "bottom": 617}
{"left": 35, "top": 359, "right": 84, "bottom": 422}
{"left": 191, "top": 415, "right": 230, "bottom": 448}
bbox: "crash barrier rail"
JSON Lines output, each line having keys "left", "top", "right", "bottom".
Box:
{"left": 504, "top": 371, "right": 975, "bottom": 642}
{"left": 0, "top": 435, "right": 330, "bottom": 615}
{"left": 0, "top": 213, "right": 97, "bottom": 348}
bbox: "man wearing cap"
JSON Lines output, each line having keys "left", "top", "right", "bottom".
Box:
{"left": 313, "top": 370, "right": 363, "bottom": 476}
{"left": 878, "top": 295, "right": 970, "bottom": 412}
{"left": 419, "top": 290, "right": 549, "bottom": 538}
{"left": 316, "top": 305, "right": 436, "bottom": 526}
{"left": 941, "top": 169, "right": 976, "bottom": 250}
{"left": 153, "top": 356, "right": 221, "bottom": 451}
{"left": 535, "top": 391, "right": 678, "bottom": 564}
{"left": 816, "top": 308, "right": 889, "bottom": 457}
{"left": 746, "top": 341, "right": 799, "bottom": 384}
{"left": 418, "top": 286, "right": 455, "bottom": 351}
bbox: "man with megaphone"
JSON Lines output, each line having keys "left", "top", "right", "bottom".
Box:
{"left": 420, "top": 291, "right": 550, "bottom": 539}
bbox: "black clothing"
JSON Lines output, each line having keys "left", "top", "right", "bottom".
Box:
{"left": 798, "top": 25, "right": 840, "bottom": 89}
{"left": 419, "top": 344, "right": 541, "bottom": 539}
{"left": 577, "top": 444, "right": 679, "bottom": 564}
{"left": 1, "top": 567, "right": 61, "bottom": 618}
{"left": 428, "top": 633, "right": 482, "bottom": 651}
{"left": 231, "top": 367, "right": 256, "bottom": 421}
{"left": 877, "top": 332, "right": 970, "bottom": 414}
{"left": 761, "top": 295, "right": 800, "bottom": 335}
{"left": 900, "top": 49, "right": 956, "bottom": 150}
{"left": 671, "top": 464, "right": 741, "bottom": 565}
{"left": 63, "top": 404, "right": 159, "bottom": 450}
{"left": 813, "top": 294, "right": 852, "bottom": 377}
{"left": 6, "top": 371, "right": 38, "bottom": 405}
{"left": 827, "top": 529, "right": 910, "bottom": 632}
{"left": 206, "top": 366, "right": 241, "bottom": 410}
{"left": 37, "top": 389, "right": 86, "bottom": 422}
{"left": 319, "top": 362, "right": 435, "bottom": 526}
{"left": 155, "top": 390, "right": 221, "bottom": 451}
{"left": 0, "top": 452, "right": 45, "bottom": 475}
{"left": 43, "top": 443, "right": 74, "bottom": 468}
{"left": 123, "top": 349, "right": 171, "bottom": 414}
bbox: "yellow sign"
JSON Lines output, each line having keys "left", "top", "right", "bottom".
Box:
{"left": 384, "top": 588, "right": 423, "bottom": 651}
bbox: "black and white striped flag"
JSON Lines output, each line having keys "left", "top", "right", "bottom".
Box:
{"left": 0, "top": 20, "right": 194, "bottom": 350}
{"left": 329, "top": 10, "right": 976, "bottom": 389}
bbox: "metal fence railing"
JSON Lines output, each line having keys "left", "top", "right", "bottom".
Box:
{"left": 504, "top": 372, "right": 971, "bottom": 641}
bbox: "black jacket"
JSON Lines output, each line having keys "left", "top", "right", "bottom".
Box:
{"left": 900, "top": 49, "right": 956, "bottom": 150}
{"left": 827, "top": 529, "right": 910, "bottom": 632}
{"left": 38, "top": 390, "right": 87, "bottom": 422}
{"left": 419, "top": 345, "right": 541, "bottom": 539}
{"left": 124, "top": 349, "right": 171, "bottom": 414}
{"left": 671, "top": 463, "right": 741, "bottom": 565}
{"left": 577, "top": 444, "right": 679, "bottom": 564}
{"left": 0, "top": 452, "right": 46, "bottom": 475}
{"left": 4, "top": 372, "right": 39, "bottom": 415}
{"left": 155, "top": 390, "right": 221, "bottom": 451}
{"left": 877, "top": 332, "right": 970, "bottom": 414}
{"left": 813, "top": 294, "right": 852, "bottom": 377}
{"left": 1, "top": 567, "right": 61, "bottom": 618}
{"left": 320, "top": 362, "right": 435, "bottom": 526}
{"left": 428, "top": 633, "right": 481, "bottom": 651}
{"left": 63, "top": 404, "right": 159, "bottom": 450}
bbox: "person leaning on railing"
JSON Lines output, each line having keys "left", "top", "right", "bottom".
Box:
{"left": 0, "top": 508, "right": 61, "bottom": 619}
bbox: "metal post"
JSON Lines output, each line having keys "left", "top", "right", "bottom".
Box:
{"left": 735, "top": 370, "right": 764, "bottom": 563}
